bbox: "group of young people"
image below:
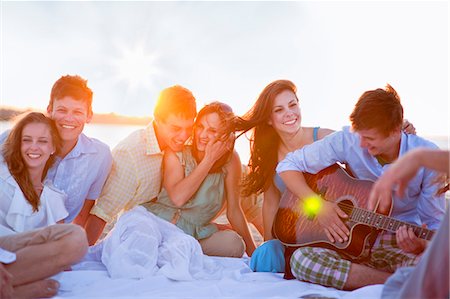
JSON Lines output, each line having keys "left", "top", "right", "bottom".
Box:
{"left": 0, "top": 74, "right": 448, "bottom": 298}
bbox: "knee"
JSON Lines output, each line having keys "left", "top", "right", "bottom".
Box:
{"left": 224, "top": 230, "right": 245, "bottom": 257}
{"left": 58, "top": 224, "right": 88, "bottom": 265}
{"left": 220, "top": 230, "right": 246, "bottom": 258}
{"left": 289, "top": 247, "right": 313, "bottom": 280}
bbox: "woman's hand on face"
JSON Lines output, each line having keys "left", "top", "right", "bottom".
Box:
{"left": 204, "top": 134, "right": 232, "bottom": 163}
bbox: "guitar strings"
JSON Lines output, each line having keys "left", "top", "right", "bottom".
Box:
{"left": 334, "top": 201, "right": 433, "bottom": 238}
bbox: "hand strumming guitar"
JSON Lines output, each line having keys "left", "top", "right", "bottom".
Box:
{"left": 279, "top": 170, "right": 351, "bottom": 244}
{"left": 316, "top": 199, "right": 350, "bottom": 243}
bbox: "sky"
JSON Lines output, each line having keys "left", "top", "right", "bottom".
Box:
{"left": 0, "top": 1, "right": 449, "bottom": 137}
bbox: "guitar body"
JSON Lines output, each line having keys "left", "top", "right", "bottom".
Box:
{"left": 273, "top": 164, "right": 392, "bottom": 258}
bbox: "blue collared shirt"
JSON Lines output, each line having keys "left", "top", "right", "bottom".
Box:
{"left": 0, "top": 130, "right": 112, "bottom": 223}
{"left": 48, "top": 133, "right": 112, "bottom": 222}
{"left": 276, "top": 126, "right": 445, "bottom": 230}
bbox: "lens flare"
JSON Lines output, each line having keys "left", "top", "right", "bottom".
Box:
{"left": 303, "top": 195, "right": 323, "bottom": 219}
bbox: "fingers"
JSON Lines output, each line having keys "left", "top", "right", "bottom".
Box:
{"left": 329, "top": 222, "right": 349, "bottom": 243}
{"left": 402, "top": 119, "right": 416, "bottom": 135}
{"left": 368, "top": 182, "right": 391, "bottom": 214}
{"left": 396, "top": 225, "right": 425, "bottom": 254}
{"left": 320, "top": 204, "right": 349, "bottom": 243}
{"left": 324, "top": 228, "right": 335, "bottom": 243}
{"left": 367, "top": 191, "right": 377, "bottom": 212}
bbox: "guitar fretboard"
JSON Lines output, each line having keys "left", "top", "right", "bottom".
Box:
{"left": 337, "top": 202, "right": 435, "bottom": 241}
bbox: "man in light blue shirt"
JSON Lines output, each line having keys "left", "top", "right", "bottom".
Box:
{"left": 276, "top": 84, "right": 445, "bottom": 290}
{"left": 0, "top": 75, "right": 112, "bottom": 224}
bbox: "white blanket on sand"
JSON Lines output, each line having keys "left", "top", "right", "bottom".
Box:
{"left": 84, "top": 206, "right": 221, "bottom": 280}
{"left": 54, "top": 206, "right": 384, "bottom": 298}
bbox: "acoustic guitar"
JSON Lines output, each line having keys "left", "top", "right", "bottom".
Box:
{"left": 273, "top": 164, "right": 435, "bottom": 258}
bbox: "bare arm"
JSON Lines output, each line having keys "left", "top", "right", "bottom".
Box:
{"left": 225, "top": 151, "right": 256, "bottom": 256}
{"left": 73, "top": 200, "right": 95, "bottom": 227}
{"left": 262, "top": 183, "right": 281, "bottom": 240}
{"left": 368, "top": 148, "right": 449, "bottom": 254}
{"left": 163, "top": 143, "right": 226, "bottom": 207}
{"left": 84, "top": 215, "right": 106, "bottom": 246}
{"left": 368, "top": 148, "right": 450, "bottom": 213}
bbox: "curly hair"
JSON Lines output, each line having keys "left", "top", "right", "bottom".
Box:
{"left": 234, "top": 80, "right": 297, "bottom": 196}
{"left": 2, "top": 112, "right": 61, "bottom": 211}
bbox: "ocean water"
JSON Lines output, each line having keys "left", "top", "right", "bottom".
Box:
{"left": 0, "top": 121, "right": 448, "bottom": 165}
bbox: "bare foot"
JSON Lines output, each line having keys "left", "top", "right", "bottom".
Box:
{"left": 13, "top": 279, "right": 60, "bottom": 299}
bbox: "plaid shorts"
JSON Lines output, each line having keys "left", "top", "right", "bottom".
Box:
{"left": 290, "top": 232, "right": 420, "bottom": 290}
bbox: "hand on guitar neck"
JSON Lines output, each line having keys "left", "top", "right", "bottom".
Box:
{"left": 279, "top": 170, "right": 350, "bottom": 243}
{"left": 396, "top": 224, "right": 428, "bottom": 254}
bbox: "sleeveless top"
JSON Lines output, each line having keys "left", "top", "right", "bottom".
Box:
{"left": 274, "top": 127, "right": 320, "bottom": 193}
{"left": 142, "top": 146, "right": 226, "bottom": 240}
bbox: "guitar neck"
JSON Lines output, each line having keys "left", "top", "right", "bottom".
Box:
{"left": 340, "top": 203, "right": 435, "bottom": 241}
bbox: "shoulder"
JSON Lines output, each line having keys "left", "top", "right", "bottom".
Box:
{"left": 316, "top": 127, "right": 335, "bottom": 140}
{"left": 114, "top": 128, "right": 146, "bottom": 150}
{"left": 404, "top": 133, "right": 439, "bottom": 150}
{"left": 111, "top": 128, "right": 147, "bottom": 156}
{"left": 224, "top": 150, "right": 242, "bottom": 172}
{"left": 163, "top": 148, "right": 184, "bottom": 166}
{"left": 82, "top": 134, "right": 111, "bottom": 154}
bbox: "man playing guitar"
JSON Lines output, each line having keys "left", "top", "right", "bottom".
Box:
{"left": 276, "top": 84, "right": 445, "bottom": 290}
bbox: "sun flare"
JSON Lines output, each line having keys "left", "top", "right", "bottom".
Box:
{"left": 112, "top": 44, "right": 159, "bottom": 90}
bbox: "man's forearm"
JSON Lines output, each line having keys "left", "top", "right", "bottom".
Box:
{"left": 84, "top": 215, "right": 107, "bottom": 246}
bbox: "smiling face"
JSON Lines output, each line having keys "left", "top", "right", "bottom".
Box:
{"left": 357, "top": 127, "right": 401, "bottom": 160}
{"left": 156, "top": 114, "right": 195, "bottom": 152}
{"left": 268, "top": 89, "right": 301, "bottom": 134}
{"left": 194, "top": 112, "right": 221, "bottom": 153}
{"left": 21, "top": 122, "right": 55, "bottom": 171}
{"left": 47, "top": 96, "right": 92, "bottom": 149}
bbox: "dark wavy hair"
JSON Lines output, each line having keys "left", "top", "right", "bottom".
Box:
{"left": 192, "top": 101, "right": 236, "bottom": 173}
{"left": 2, "top": 112, "right": 61, "bottom": 211}
{"left": 234, "top": 80, "right": 298, "bottom": 196}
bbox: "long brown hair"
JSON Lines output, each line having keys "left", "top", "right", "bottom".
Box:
{"left": 192, "top": 101, "right": 236, "bottom": 173}
{"left": 234, "top": 80, "right": 298, "bottom": 196}
{"left": 2, "top": 112, "right": 61, "bottom": 211}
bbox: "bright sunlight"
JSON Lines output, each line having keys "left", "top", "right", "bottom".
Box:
{"left": 111, "top": 44, "right": 159, "bottom": 91}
